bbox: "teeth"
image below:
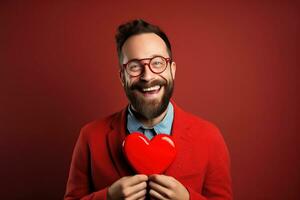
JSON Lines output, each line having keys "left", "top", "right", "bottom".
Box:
{"left": 142, "top": 85, "right": 160, "bottom": 92}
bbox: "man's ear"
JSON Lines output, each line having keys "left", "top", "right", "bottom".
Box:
{"left": 171, "top": 61, "right": 176, "bottom": 79}
{"left": 119, "top": 69, "right": 125, "bottom": 87}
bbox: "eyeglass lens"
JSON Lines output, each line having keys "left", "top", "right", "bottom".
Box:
{"left": 127, "top": 56, "right": 167, "bottom": 75}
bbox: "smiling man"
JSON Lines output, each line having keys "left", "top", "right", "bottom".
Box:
{"left": 64, "top": 19, "right": 232, "bottom": 200}
{"left": 121, "top": 33, "right": 175, "bottom": 128}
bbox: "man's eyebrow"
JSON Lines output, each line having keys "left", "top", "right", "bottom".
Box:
{"left": 130, "top": 54, "right": 164, "bottom": 60}
{"left": 148, "top": 54, "right": 163, "bottom": 58}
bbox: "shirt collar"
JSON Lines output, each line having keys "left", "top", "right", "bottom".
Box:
{"left": 127, "top": 102, "right": 174, "bottom": 135}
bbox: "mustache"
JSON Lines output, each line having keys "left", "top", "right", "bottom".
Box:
{"left": 130, "top": 79, "right": 167, "bottom": 90}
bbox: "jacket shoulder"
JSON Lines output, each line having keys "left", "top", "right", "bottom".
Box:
{"left": 180, "top": 108, "right": 223, "bottom": 140}
{"left": 177, "top": 104, "right": 217, "bottom": 128}
{"left": 79, "top": 110, "right": 122, "bottom": 138}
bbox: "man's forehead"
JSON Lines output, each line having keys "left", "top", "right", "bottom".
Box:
{"left": 122, "top": 33, "right": 169, "bottom": 62}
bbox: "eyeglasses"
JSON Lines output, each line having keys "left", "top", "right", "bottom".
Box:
{"left": 122, "top": 56, "right": 171, "bottom": 77}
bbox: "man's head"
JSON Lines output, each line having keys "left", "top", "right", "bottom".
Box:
{"left": 115, "top": 19, "right": 176, "bottom": 120}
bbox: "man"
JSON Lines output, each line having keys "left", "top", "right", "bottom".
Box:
{"left": 64, "top": 19, "right": 232, "bottom": 200}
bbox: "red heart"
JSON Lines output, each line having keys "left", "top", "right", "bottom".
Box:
{"left": 123, "top": 132, "right": 177, "bottom": 175}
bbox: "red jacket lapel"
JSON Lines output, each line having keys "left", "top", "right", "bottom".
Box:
{"left": 106, "top": 106, "right": 134, "bottom": 177}
{"left": 165, "top": 102, "right": 195, "bottom": 176}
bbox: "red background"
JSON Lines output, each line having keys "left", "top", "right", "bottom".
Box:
{"left": 1, "top": 1, "right": 299, "bottom": 199}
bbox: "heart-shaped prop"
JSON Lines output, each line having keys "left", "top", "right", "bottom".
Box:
{"left": 123, "top": 132, "right": 177, "bottom": 175}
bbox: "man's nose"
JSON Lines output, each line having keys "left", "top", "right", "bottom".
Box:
{"left": 140, "top": 63, "right": 155, "bottom": 81}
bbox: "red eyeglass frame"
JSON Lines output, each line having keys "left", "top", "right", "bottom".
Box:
{"left": 122, "top": 56, "right": 172, "bottom": 77}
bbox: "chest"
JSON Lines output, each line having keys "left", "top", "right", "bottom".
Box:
{"left": 89, "top": 133, "right": 209, "bottom": 193}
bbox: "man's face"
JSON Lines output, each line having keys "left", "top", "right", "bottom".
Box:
{"left": 120, "top": 33, "right": 176, "bottom": 120}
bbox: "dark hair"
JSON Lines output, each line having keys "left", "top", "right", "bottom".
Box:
{"left": 115, "top": 19, "right": 172, "bottom": 65}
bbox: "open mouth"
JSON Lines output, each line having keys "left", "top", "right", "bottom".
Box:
{"left": 138, "top": 85, "right": 162, "bottom": 96}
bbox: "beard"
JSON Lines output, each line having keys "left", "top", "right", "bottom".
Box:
{"left": 124, "top": 77, "right": 174, "bottom": 120}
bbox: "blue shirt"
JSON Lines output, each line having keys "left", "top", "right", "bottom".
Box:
{"left": 127, "top": 102, "right": 174, "bottom": 139}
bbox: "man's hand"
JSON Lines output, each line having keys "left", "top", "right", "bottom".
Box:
{"left": 107, "top": 174, "right": 148, "bottom": 200}
{"left": 148, "top": 174, "right": 189, "bottom": 200}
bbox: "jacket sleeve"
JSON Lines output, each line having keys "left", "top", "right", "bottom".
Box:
{"left": 64, "top": 127, "right": 108, "bottom": 200}
{"left": 187, "top": 127, "right": 232, "bottom": 200}
{"left": 203, "top": 127, "right": 233, "bottom": 200}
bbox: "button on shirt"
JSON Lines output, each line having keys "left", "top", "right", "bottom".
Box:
{"left": 127, "top": 103, "right": 174, "bottom": 140}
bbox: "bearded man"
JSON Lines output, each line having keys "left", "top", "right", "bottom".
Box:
{"left": 64, "top": 19, "right": 232, "bottom": 200}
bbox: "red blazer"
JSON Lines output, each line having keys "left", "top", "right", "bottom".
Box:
{"left": 64, "top": 102, "right": 232, "bottom": 200}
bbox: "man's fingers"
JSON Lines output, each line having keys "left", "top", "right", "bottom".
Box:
{"left": 126, "top": 188, "right": 147, "bottom": 200}
{"left": 149, "top": 174, "right": 174, "bottom": 188}
{"left": 148, "top": 175, "right": 190, "bottom": 200}
{"left": 108, "top": 175, "right": 148, "bottom": 200}
{"left": 125, "top": 174, "right": 148, "bottom": 187}
{"left": 123, "top": 181, "right": 147, "bottom": 198}
{"left": 149, "top": 181, "right": 170, "bottom": 197}
{"left": 149, "top": 189, "right": 168, "bottom": 200}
